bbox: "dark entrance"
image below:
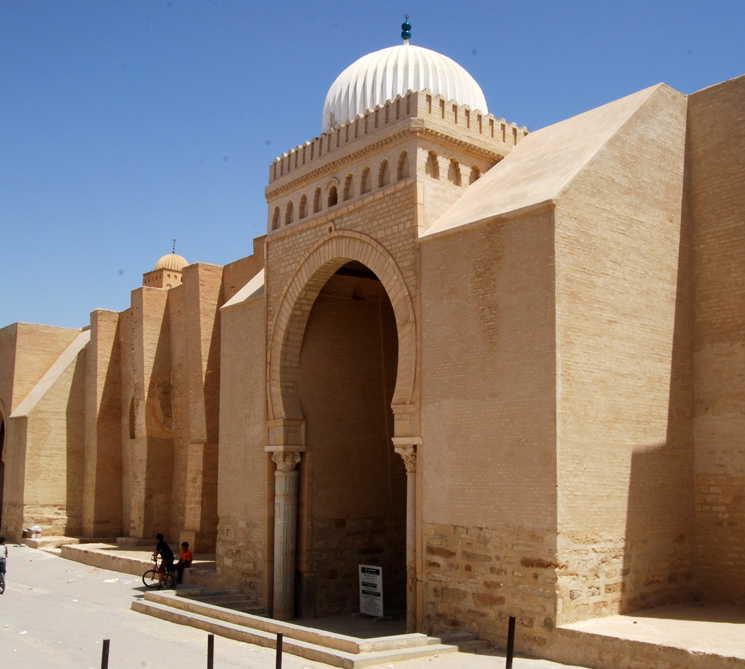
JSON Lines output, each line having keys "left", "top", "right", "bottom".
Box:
{"left": 294, "top": 262, "right": 406, "bottom": 619}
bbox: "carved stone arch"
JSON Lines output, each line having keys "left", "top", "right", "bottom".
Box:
{"left": 268, "top": 231, "right": 416, "bottom": 434}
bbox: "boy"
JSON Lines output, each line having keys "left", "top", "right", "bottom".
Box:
{"left": 0, "top": 537, "right": 7, "bottom": 576}
{"left": 153, "top": 533, "right": 174, "bottom": 582}
{"left": 175, "top": 541, "right": 193, "bottom": 585}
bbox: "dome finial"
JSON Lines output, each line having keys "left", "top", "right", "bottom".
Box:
{"left": 171, "top": 238, "right": 176, "bottom": 254}
{"left": 401, "top": 15, "right": 411, "bottom": 44}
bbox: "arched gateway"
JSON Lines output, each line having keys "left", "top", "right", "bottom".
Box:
{"left": 267, "top": 231, "right": 420, "bottom": 627}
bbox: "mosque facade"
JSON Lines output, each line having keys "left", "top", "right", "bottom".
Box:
{"left": 1, "top": 27, "right": 745, "bottom": 665}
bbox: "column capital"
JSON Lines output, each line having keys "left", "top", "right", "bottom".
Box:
{"left": 271, "top": 451, "right": 302, "bottom": 472}
{"left": 392, "top": 437, "right": 420, "bottom": 474}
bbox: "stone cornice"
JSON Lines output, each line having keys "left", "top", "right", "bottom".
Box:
{"left": 265, "top": 125, "right": 505, "bottom": 200}
{"left": 266, "top": 179, "right": 416, "bottom": 243}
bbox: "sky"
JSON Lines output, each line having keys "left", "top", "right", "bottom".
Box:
{"left": 1, "top": 0, "right": 743, "bottom": 329}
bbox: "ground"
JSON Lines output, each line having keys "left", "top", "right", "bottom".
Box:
{"left": 0, "top": 544, "right": 588, "bottom": 668}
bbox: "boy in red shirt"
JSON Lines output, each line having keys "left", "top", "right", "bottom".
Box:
{"left": 175, "top": 541, "right": 193, "bottom": 585}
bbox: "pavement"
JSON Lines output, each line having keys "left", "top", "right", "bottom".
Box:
{"left": 0, "top": 543, "right": 588, "bottom": 668}
{"left": 564, "top": 602, "right": 745, "bottom": 660}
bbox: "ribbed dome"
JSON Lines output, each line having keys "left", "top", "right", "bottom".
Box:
{"left": 322, "top": 44, "right": 488, "bottom": 131}
{"left": 154, "top": 253, "right": 188, "bottom": 271}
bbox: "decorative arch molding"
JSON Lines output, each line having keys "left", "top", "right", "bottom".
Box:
{"left": 267, "top": 230, "right": 417, "bottom": 441}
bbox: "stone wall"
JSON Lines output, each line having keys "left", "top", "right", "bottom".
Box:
{"left": 687, "top": 74, "right": 745, "bottom": 602}
{"left": 419, "top": 208, "right": 557, "bottom": 652}
{"left": 554, "top": 84, "right": 692, "bottom": 621}
{"left": 22, "top": 341, "right": 86, "bottom": 535}
{"left": 82, "top": 310, "right": 122, "bottom": 538}
{"left": 423, "top": 522, "right": 557, "bottom": 650}
{"left": 217, "top": 289, "right": 269, "bottom": 605}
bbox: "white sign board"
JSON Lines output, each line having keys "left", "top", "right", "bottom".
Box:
{"left": 359, "top": 564, "right": 384, "bottom": 617}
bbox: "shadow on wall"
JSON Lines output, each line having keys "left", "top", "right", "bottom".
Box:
{"left": 145, "top": 313, "right": 174, "bottom": 539}
{"left": 621, "top": 203, "right": 695, "bottom": 613}
{"left": 198, "top": 284, "right": 222, "bottom": 553}
{"left": 65, "top": 352, "right": 86, "bottom": 536}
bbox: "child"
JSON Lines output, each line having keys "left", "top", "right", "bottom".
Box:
{"left": 175, "top": 541, "right": 193, "bottom": 585}
{"left": 0, "top": 537, "right": 7, "bottom": 581}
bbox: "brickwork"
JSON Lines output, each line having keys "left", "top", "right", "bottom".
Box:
{"left": 267, "top": 90, "right": 525, "bottom": 190}
{"left": 216, "top": 284, "right": 268, "bottom": 604}
{"left": 82, "top": 309, "right": 122, "bottom": 537}
{"left": 687, "top": 74, "right": 745, "bottom": 602}
{"left": 21, "top": 338, "right": 87, "bottom": 534}
{"left": 423, "top": 522, "right": 556, "bottom": 653}
{"left": 266, "top": 183, "right": 419, "bottom": 437}
{"left": 554, "top": 84, "right": 692, "bottom": 621}
{"left": 420, "top": 208, "right": 558, "bottom": 647}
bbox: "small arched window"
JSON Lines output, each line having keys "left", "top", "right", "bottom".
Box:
{"left": 469, "top": 166, "right": 481, "bottom": 184}
{"left": 285, "top": 201, "right": 294, "bottom": 225}
{"left": 343, "top": 174, "right": 354, "bottom": 201}
{"left": 425, "top": 152, "right": 439, "bottom": 179}
{"left": 397, "top": 152, "right": 409, "bottom": 181}
{"left": 361, "top": 168, "right": 371, "bottom": 194}
{"left": 313, "top": 188, "right": 322, "bottom": 213}
{"left": 271, "top": 207, "right": 280, "bottom": 230}
{"left": 299, "top": 195, "right": 308, "bottom": 219}
{"left": 378, "top": 160, "right": 389, "bottom": 188}
{"left": 328, "top": 186, "right": 338, "bottom": 207}
{"left": 448, "top": 159, "right": 462, "bottom": 186}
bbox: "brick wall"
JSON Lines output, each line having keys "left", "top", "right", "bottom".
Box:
{"left": 420, "top": 209, "right": 557, "bottom": 652}
{"left": 687, "top": 74, "right": 745, "bottom": 601}
{"left": 217, "top": 292, "right": 269, "bottom": 604}
{"left": 554, "top": 84, "right": 692, "bottom": 621}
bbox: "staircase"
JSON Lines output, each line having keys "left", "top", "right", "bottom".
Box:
{"left": 132, "top": 590, "right": 457, "bottom": 668}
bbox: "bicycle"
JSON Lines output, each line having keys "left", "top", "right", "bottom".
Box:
{"left": 142, "top": 555, "right": 175, "bottom": 589}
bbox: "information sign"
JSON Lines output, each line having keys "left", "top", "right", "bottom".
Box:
{"left": 359, "top": 564, "right": 384, "bottom": 617}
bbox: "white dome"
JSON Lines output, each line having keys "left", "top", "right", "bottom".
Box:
{"left": 322, "top": 44, "right": 488, "bottom": 131}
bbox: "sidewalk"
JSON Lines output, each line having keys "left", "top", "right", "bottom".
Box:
{"left": 1, "top": 544, "right": 587, "bottom": 668}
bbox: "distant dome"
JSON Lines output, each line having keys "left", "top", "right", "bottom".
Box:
{"left": 322, "top": 43, "right": 488, "bottom": 131}
{"left": 154, "top": 253, "right": 188, "bottom": 271}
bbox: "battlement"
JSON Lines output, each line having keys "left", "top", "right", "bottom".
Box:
{"left": 268, "top": 90, "right": 528, "bottom": 188}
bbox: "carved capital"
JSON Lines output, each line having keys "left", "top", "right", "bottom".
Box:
{"left": 393, "top": 442, "right": 417, "bottom": 474}
{"left": 272, "top": 451, "right": 302, "bottom": 472}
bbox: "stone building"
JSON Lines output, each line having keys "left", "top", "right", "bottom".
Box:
{"left": 1, "top": 30, "right": 745, "bottom": 666}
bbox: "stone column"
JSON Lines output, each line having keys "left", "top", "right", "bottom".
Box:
{"left": 393, "top": 438, "right": 419, "bottom": 632}
{"left": 271, "top": 450, "right": 302, "bottom": 620}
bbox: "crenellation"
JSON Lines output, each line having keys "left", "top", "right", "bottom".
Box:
{"left": 268, "top": 90, "right": 527, "bottom": 191}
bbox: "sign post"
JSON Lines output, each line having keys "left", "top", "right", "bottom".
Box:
{"left": 359, "top": 564, "right": 384, "bottom": 617}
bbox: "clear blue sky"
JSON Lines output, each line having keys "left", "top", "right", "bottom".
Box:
{"left": 1, "top": 1, "right": 742, "bottom": 329}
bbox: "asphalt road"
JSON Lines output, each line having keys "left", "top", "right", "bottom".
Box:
{"left": 0, "top": 544, "right": 587, "bottom": 669}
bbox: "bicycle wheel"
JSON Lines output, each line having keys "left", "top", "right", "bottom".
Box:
{"left": 142, "top": 569, "right": 161, "bottom": 589}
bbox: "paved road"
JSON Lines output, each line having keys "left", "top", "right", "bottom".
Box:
{"left": 0, "top": 544, "right": 586, "bottom": 668}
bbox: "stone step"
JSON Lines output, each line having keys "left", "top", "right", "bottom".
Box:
{"left": 143, "top": 590, "right": 440, "bottom": 653}
{"left": 191, "top": 592, "right": 256, "bottom": 603}
{"left": 441, "top": 630, "right": 495, "bottom": 654}
{"left": 22, "top": 535, "right": 80, "bottom": 550}
{"left": 132, "top": 599, "right": 457, "bottom": 668}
